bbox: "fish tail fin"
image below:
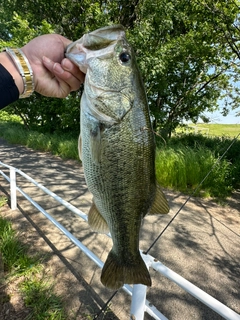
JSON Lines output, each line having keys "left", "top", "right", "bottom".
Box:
{"left": 101, "top": 250, "right": 151, "bottom": 290}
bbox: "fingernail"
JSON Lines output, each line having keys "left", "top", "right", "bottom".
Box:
{"left": 62, "top": 58, "right": 72, "bottom": 71}
{"left": 53, "top": 62, "right": 64, "bottom": 74}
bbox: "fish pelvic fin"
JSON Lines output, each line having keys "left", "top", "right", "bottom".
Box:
{"left": 88, "top": 201, "right": 109, "bottom": 233}
{"left": 148, "top": 183, "right": 169, "bottom": 215}
{"left": 101, "top": 250, "right": 152, "bottom": 290}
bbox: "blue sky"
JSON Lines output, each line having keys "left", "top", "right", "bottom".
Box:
{"left": 203, "top": 109, "right": 240, "bottom": 124}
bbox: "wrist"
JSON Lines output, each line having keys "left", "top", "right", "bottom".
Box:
{"left": 5, "top": 48, "right": 35, "bottom": 98}
{"left": 0, "top": 51, "right": 24, "bottom": 95}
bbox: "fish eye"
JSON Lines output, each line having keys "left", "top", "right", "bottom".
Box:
{"left": 119, "top": 51, "right": 131, "bottom": 64}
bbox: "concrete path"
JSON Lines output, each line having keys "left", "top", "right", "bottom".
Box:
{"left": 0, "top": 138, "right": 239, "bottom": 319}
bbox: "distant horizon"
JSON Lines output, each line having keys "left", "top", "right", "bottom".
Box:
{"left": 200, "top": 110, "right": 240, "bottom": 125}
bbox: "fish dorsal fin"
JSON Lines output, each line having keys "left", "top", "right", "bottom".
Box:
{"left": 148, "top": 184, "right": 169, "bottom": 215}
{"left": 88, "top": 201, "right": 109, "bottom": 233}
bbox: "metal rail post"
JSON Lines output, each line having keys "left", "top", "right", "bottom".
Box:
{"left": 10, "top": 166, "right": 17, "bottom": 210}
{"left": 130, "top": 284, "right": 147, "bottom": 320}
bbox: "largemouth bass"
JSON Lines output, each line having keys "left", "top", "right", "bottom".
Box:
{"left": 65, "top": 25, "right": 169, "bottom": 290}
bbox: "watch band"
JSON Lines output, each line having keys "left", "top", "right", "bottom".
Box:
{"left": 5, "top": 47, "right": 34, "bottom": 98}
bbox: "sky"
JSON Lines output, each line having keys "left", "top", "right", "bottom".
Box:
{"left": 199, "top": 74, "right": 240, "bottom": 125}
{"left": 199, "top": 94, "right": 240, "bottom": 124}
{"left": 202, "top": 109, "right": 240, "bottom": 124}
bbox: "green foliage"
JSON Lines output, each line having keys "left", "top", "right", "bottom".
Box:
{"left": 0, "top": 12, "right": 54, "bottom": 48}
{"left": 128, "top": 0, "right": 240, "bottom": 137}
{"left": 5, "top": 93, "right": 81, "bottom": 134}
{"left": 173, "top": 133, "right": 240, "bottom": 189}
{"left": 0, "top": 110, "right": 22, "bottom": 123}
{"left": 0, "top": 0, "right": 239, "bottom": 137}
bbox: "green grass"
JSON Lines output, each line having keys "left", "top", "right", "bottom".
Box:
{"left": 155, "top": 145, "right": 232, "bottom": 198}
{"left": 179, "top": 123, "right": 240, "bottom": 138}
{"left": 0, "top": 216, "right": 35, "bottom": 273}
{"left": 0, "top": 196, "right": 7, "bottom": 207}
{"left": 20, "top": 277, "right": 66, "bottom": 320}
{"left": 0, "top": 210, "right": 67, "bottom": 319}
{"left": 0, "top": 122, "right": 79, "bottom": 160}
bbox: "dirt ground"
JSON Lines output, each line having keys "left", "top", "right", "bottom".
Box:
{"left": 0, "top": 139, "right": 240, "bottom": 320}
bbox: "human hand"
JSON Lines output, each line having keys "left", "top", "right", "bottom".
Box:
{"left": 21, "top": 34, "right": 85, "bottom": 98}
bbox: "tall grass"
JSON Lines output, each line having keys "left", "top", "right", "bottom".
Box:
{"left": 163, "top": 133, "right": 240, "bottom": 190}
{"left": 155, "top": 145, "right": 232, "bottom": 198}
{"left": 0, "top": 121, "right": 79, "bottom": 160}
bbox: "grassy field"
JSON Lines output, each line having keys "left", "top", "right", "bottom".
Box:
{"left": 181, "top": 123, "right": 240, "bottom": 138}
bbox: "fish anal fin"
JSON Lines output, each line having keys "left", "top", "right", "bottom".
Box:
{"left": 148, "top": 184, "right": 169, "bottom": 215}
{"left": 88, "top": 202, "right": 109, "bottom": 233}
{"left": 101, "top": 250, "right": 152, "bottom": 290}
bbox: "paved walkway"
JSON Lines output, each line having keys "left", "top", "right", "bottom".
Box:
{"left": 0, "top": 138, "right": 240, "bottom": 319}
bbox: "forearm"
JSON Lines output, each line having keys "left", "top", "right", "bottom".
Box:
{"left": 0, "top": 51, "right": 24, "bottom": 94}
{"left": 0, "top": 51, "right": 24, "bottom": 109}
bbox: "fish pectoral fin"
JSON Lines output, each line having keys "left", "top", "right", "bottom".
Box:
{"left": 101, "top": 250, "right": 152, "bottom": 290}
{"left": 88, "top": 201, "right": 109, "bottom": 233}
{"left": 148, "top": 183, "right": 169, "bottom": 214}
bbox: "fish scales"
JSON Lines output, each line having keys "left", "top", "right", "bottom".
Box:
{"left": 65, "top": 25, "right": 169, "bottom": 290}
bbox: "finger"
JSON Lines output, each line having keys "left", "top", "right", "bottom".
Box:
{"left": 40, "top": 56, "right": 71, "bottom": 97}
{"left": 61, "top": 58, "right": 85, "bottom": 83}
{"left": 53, "top": 64, "right": 83, "bottom": 92}
{"left": 43, "top": 56, "right": 81, "bottom": 93}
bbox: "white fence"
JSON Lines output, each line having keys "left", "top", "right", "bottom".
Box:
{"left": 0, "top": 160, "right": 239, "bottom": 320}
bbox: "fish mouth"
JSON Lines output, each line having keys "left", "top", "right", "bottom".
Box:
{"left": 65, "top": 25, "right": 126, "bottom": 74}
{"left": 65, "top": 42, "right": 117, "bottom": 74}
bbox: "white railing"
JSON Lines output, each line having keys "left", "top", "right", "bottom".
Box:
{"left": 0, "top": 161, "right": 239, "bottom": 320}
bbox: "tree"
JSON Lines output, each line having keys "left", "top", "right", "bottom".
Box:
{"left": 198, "top": 0, "right": 240, "bottom": 119}
{"left": 127, "top": 0, "right": 240, "bottom": 137}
